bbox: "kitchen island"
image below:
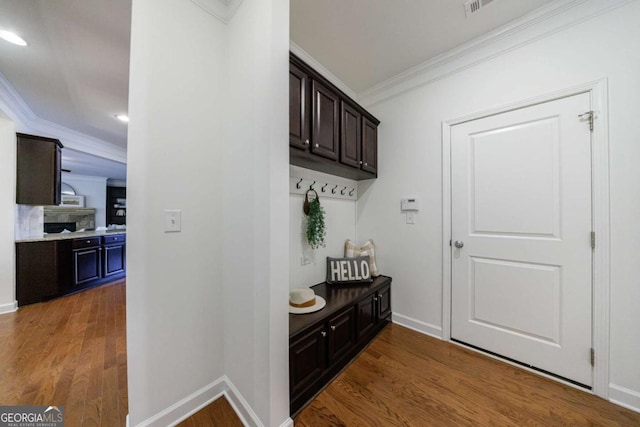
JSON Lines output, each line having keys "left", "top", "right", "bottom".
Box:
{"left": 16, "top": 230, "right": 126, "bottom": 306}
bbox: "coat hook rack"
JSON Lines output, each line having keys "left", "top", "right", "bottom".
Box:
{"left": 309, "top": 181, "right": 316, "bottom": 190}
{"left": 296, "top": 178, "right": 303, "bottom": 189}
{"left": 349, "top": 188, "right": 355, "bottom": 196}
{"left": 332, "top": 185, "right": 338, "bottom": 194}
{"left": 341, "top": 186, "right": 347, "bottom": 195}
{"left": 321, "top": 183, "right": 328, "bottom": 193}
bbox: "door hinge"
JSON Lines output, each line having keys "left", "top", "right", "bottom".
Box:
{"left": 579, "top": 110, "right": 594, "bottom": 132}
{"left": 449, "top": 240, "right": 452, "bottom": 247}
{"left": 591, "top": 231, "right": 596, "bottom": 250}
{"left": 590, "top": 348, "right": 595, "bottom": 367}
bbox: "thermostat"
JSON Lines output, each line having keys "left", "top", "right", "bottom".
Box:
{"left": 401, "top": 198, "right": 420, "bottom": 212}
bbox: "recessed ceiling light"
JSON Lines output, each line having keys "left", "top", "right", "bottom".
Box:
{"left": 115, "top": 114, "right": 129, "bottom": 123}
{"left": 0, "top": 30, "right": 28, "bottom": 47}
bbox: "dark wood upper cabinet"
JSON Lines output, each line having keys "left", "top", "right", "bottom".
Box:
{"left": 311, "top": 80, "right": 340, "bottom": 161}
{"left": 16, "top": 133, "right": 63, "bottom": 205}
{"left": 362, "top": 117, "right": 378, "bottom": 174}
{"left": 289, "top": 63, "right": 310, "bottom": 150}
{"left": 340, "top": 101, "right": 361, "bottom": 168}
{"left": 289, "top": 53, "right": 379, "bottom": 180}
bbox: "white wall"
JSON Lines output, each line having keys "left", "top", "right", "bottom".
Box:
{"left": 61, "top": 173, "right": 108, "bottom": 228}
{"left": 289, "top": 167, "right": 358, "bottom": 290}
{"left": 128, "top": 0, "right": 290, "bottom": 425}
{"left": 223, "top": 0, "right": 290, "bottom": 425}
{"left": 357, "top": 1, "right": 640, "bottom": 409}
{"left": 126, "top": 0, "right": 227, "bottom": 424}
{"left": 0, "top": 117, "right": 16, "bottom": 314}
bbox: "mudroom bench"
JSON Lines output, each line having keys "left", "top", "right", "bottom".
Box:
{"left": 289, "top": 275, "right": 392, "bottom": 415}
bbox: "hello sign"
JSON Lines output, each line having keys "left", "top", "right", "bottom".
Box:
{"left": 326, "top": 256, "right": 373, "bottom": 284}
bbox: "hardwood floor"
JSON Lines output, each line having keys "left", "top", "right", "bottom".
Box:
{"left": 0, "top": 281, "right": 128, "bottom": 426}
{"left": 177, "top": 396, "right": 243, "bottom": 427}
{"left": 296, "top": 324, "right": 640, "bottom": 426}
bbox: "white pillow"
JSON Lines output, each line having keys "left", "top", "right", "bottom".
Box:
{"left": 344, "top": 239, "right": 379, "bottom": 277}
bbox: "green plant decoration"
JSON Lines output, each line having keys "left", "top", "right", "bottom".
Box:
{"left": 305, "top": 193, "right": 326, "bottom": 249}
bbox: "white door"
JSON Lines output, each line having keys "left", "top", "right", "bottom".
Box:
{"left": 451, "top": 93, "right": 593, "bottom": 386}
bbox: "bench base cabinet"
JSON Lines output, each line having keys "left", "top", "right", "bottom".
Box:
{"left": 289, "top": 276, "right": 392, "bottom": 416}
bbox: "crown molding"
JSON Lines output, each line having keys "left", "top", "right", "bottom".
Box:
{"left": 191, "top": 0, "right": 244, "bottom": 24}
{"left": 0, "top": 71, "right": 127, "bottom": 164}
{"left": 289, "top": 41, "right": 358, "bottom": 100}
{"left": 358, "top": 0, "right": 634, "bottom": 107}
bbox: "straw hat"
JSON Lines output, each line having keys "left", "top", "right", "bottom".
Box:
{"left": 289, "top": 287, "right": 326, "bottom": 314}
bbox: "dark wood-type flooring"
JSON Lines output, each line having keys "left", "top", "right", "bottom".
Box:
{"left": 296, "top": 323, "right": 640, "bottom": 426}
{"left": 177, "top": 396, "right": 243, "bottom": 427}
{"left": 0, "top": 280, "right": 128, "bottom": 426}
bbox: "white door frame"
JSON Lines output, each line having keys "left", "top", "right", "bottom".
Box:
{"left": 441, "top": 79, "right": 610, "bottom": 398}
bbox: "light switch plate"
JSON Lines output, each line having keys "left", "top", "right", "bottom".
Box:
{"left": 406, "top": 212, "right": 416, "bottom": 224}
{"left": 164, "top": 210, "right": 182, "bottom": 232}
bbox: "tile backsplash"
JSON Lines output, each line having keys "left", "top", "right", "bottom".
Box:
{"left": 44, "top": 207, "right": 96, "bottom": 231}
{"left": 15, "top": 205, "right": 44, "bottom": 240}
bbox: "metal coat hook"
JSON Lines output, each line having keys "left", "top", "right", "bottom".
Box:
{"left": 321, "top": 183, "right": 328, "bottom": 193}
{"left": 332, "top": 185, "right": 338, "bottom": 194}
{"left": 341, "top": 186, "right": 347, "bottom": 195}
{"left": 296, "top": 178, "right": 303, "bottom": 189}
{"left": 349, "top": 188, "right": 355, "bottom": 196}
{"left": 309, "top": 181, "right": 316, "bottom": 190}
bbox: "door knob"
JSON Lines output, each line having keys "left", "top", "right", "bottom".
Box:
{"left": 454, "top": 240, "right": 464, "bottom": 249}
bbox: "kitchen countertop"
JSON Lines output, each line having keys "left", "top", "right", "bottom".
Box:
{"left": 16, "top": 229, "right": 127, "bottom": 243}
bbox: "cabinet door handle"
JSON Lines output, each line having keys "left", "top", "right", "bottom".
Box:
{"left": 314, "top": 144, "right": 319, "bottom": 148}
{"left": 304, "top": 139, "right": 310, "bottom": 145}
{"left": 359, "top": 161, "right": 363, "bottom": 165}
{"left": 373, "top": 297, "right": 378, "bottom": 301}
{"left": 321, "top": 331, "right": 326, "bottom": 338}
{"left": 364, "top": 162, "right": 368, "bottom": 166}
{"left": 330, "top": 325, "right": 336, "bottom": 331}
{"left": 86, "top": 240, "right": 91, "bottom": 244}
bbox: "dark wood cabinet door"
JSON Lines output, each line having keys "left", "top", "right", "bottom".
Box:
{"left": 311, "top": 80, "right": 339, "bottom": 160}
{"left": 356, "top": 292, "right": 377, "bottom": 340}
{"left": 16, "top": 133, "right": 63, "bottom": 205}
{"left": 104, "top": 244, "right": 125, "bottom": 277}
{"left": 340, "top": 101, "right": 361, "bottom": 168}
{"left": 290, "top": 324, "right": 327, "bottom": 398}
{"left": 327, "top": 308, "right": 356, "bottom": 363}
{"left": 290, "top": 63, "right": 310, "bottom": 150}
{"left": 378, "top": 285, "right": 392, "bottom": 320}
{"left": 362, "top": 117, "right": 378, "bottom": 174}
{"left": 74, "top": 247, "right": 101, "bottom": 286}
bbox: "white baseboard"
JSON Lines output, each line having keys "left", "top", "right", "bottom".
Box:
{"left": 278, "top": 418, "right": 294, "bottom": 427}
{"left": 392, "top": 313, "right": 443, "bottom": 339}
{"left": 131, "top": 375, "right": 288, "bottom": 427}
{"left": 609, "top": 384, "right": 640, "bottom": 413}
{"left": 0, "top": 300, "right": 18, "bottom": 315}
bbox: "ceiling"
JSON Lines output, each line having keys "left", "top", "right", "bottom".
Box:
{"left": 291, "top": 0, "right": 554, "bottom": 94}
{"left": 0, "top": 0, "right": 130, "bottom": 180}
{"left": 0, "top": 0, "right": 555, "bottom": 181}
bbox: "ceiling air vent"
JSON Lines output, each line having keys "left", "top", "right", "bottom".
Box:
{"left": 464, "top": 0, "right": 495, "bottom": 17}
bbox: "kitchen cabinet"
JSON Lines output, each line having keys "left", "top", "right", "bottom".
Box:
{"left": 16, "top": 240, "right": 73, "bottom": 306}
{"left": 16, "top": 133, "right": 63, "bottom": 205}
{"left": 289, "top": 275, "right": 392, "bottom": 416}
{"left": 289, "top": 53, "right": 380, "bottom": 181}
{"left": 16, "top": 233, "right": 127, "bottom": 306}
{"left": 73, "top": 237, "right": 102, "bottom": 286}
{"left": 106, "top": 186, "right": 126, "bottom": 226}
{"left": 103, "top": 234, "right": 126, "bottom": 277}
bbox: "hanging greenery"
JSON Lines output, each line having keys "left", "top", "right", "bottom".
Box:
{"left": 305, "top": 190, "right": 326, "bottom": 249}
